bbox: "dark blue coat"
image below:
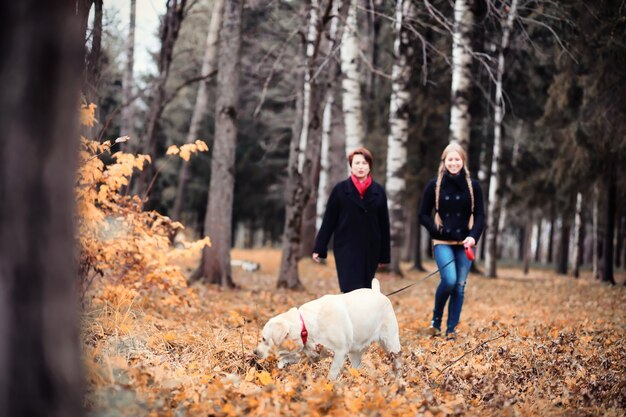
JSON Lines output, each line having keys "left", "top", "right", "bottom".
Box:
{"left": 314, "top": 178, "right": 391, "bottom": 293}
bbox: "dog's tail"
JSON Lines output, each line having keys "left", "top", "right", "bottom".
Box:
{"left": 372, "top": 278, "right": 380, "bottom": 293}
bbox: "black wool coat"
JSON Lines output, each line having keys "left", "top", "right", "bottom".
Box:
{"left": 419, "top": 170, "right": 485, "bottom": 242}
{"left": 313, "top": 178, "right": 391, "bottom": 293}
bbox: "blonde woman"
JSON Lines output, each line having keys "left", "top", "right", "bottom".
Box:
{"left": 419, "top": 143, "right": 485, "bottom": 339}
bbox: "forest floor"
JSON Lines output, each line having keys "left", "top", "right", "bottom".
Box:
{"left": 83, "top": 248, "right": 626, "bottom": 416}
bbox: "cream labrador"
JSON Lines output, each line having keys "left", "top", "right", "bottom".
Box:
{"left": 253, "top": 278, "right": 401, "bottom": 380}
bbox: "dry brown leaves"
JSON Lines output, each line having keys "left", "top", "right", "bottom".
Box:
{"left": 82, "top": 249, "right": 626, "bottom": 417}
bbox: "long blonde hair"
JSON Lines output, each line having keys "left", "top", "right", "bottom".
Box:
{"left": 434, "top": 143, "right": 475, "bottom": 230}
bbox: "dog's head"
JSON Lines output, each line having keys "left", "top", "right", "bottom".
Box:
{"left": 253, "top": 312, "right": 294, "bottom": 359}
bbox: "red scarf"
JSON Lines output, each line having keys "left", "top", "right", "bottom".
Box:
{"left": 350, "top": 174, "right": 372, "bottom": 199}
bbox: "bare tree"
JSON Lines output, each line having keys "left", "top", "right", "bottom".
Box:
{"left": 0, "top": 1, "right": 84, "bottom": 415}
{"left": 134, "top": 0, "right": 187, "bottom": 196}
{"left": 195, "top": 0, "right": 244, "bottom": 287}
{"left": 385, "top": 0, "right": 415, "bottom": 275}
{"left": 484, "top": 0, "right": 519, "bottom": 278}
{"left": 278, "top": 0, "right": 333, "bottom": 289}
{"left": 172, "top": 0, "right": 225, "bottom": 221}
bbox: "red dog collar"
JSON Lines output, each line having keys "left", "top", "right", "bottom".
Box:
{"left": 299, "top": 311, "right": 308, "bottom": 345}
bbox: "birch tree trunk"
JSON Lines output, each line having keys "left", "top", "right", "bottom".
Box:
{"left": 484, "top": 0, "right": 518, "bottom": 278}
{"left": 197, "top": 0, "right": 243, "bottom": 287}
{"left": 0, "top": 1, "right": 84, "bottom": 415}
{"left": 572, "top": 192, "right": 583, "bottom": 278}
{"left": 547, "top": 206, "right": 555, "bottom": 264}
{"left": 534, "top": 217, "right": 542, "bottom": 262}
{"left": 278, "top": 1, "right": 331, "bottom": 289}
{"left": 298, "top": 0, "right": 320, "bottom": 171}
{"left": 316, "top": 0, "right": 344, "bottom": 233}
{"left": 120, "top": 0, "right": 136, "bottom": 143}
{"left": 84, "top": 0, "right": 103, "bottom": 108}
{"left": 448, "top": 0, "right": 474, "bottom": 152}
{"left": 171, "top": 0, "right": 224, "bottom": 221}
{"left": 134, "top": 0, "right": 187, "bottom": 197}
{"left": 299, "top": 0, "right": 324, "bottom": 257}
{"left": 385, "top": 0, "right": 414, "bottom": 275}
{"left": 341, "top": 0, "right": 364, "bottom": 153}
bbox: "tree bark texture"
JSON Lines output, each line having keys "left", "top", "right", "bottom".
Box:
{"left": 341, "top": 0, "right": 364, "bottom": 153}
{"left": 200, "top": 0, "right": 243, "bottom": 287}
{"left": 448, "top": 0, "right": 474, "bottom": 152}
{"left": 278, "top": 0, "right": 333, "bottom": 289}
{"left": 484, "top": 0, "right": 518, "bottom": 278}
{"left": 172, "top": 0, "right": 224, "bottom": 221}
{"left": 316, "top": 0, "right": 346, "bottom": 233}
{"left": 0, "top": 2, "right": 84, "bottom": 416}
{"left": 385, "top": 0, "right": 414, "bottom": 275}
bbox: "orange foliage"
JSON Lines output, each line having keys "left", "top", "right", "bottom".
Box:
{"left": 79, "top": 105, "right": 626, "bottom": 416}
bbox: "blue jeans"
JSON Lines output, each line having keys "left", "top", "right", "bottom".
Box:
{"left": 432, "top": 244, "right": 472, "bottom": 334}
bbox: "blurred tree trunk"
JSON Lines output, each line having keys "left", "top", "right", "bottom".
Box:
{"left": 120, "top": 0, "right": 136, "bottom": 144}
{"left": 278, "top": 1, "right": 329, "bottom": 289}
{"left": 592, "top": 184, "right": 599, "bottom": 278}
{"left": 172, "top": 0, "right": 224, "bottom": 221}
{"left": 77, "top": 0, "right": 94, "bottom": 46}
{"left": 572, "top": 192, "right": 583, "bottom": 278}
{"left": 484, "top": 0, "right": 518, "bottom": 278}
{"left": 341, "top": 0, "right": 364, "bottom": 153}
{"left": 601, "top": 160, "right": 616, "bottom": 284}
{"left": 614, "top": 214, "right": 624, "bottom": 269}
{"left": 413, "top": 222, "right": 426, "bottom": 271}
{"left": 134, "top": 0, "right": 187, "bottom": 197}
{"left": 84, "top": 0, "right": 102, "bottom": 108}
{"left": 534, "top": 217, "right": 542, "bottom": 262}
{"left": 523, "top": 219, "right": 533, "bottom": 274}
{"left": 556, "top": 217, "right": 570, "bottom": 275}
{"left": 0, "top": 1, "right": 84, "bottom": 416}
{"left": 196, "top": 0, "right": 243, "bottom": 287}
{"left": 402, "top": 205, "right": 415, "bottom": 262}
{"left": 448, "top": 0, "right": 474, "bottom": 152}
{"left": 385, "top": 0, "right": 414, "bottom": 275}
{"left": 547, "top": 205, "right": 555, "bottom": 264}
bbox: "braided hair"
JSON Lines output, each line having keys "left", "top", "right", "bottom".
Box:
{"left": 434, "top": 143, "right": 475, "bottom": 230}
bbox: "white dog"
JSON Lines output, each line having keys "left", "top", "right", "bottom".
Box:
{"left": 253, "top": 278, "right": 401, "bottom": 380}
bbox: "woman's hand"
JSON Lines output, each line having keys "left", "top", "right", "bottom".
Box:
{"left": 462, "top": 236, "right": 476, "bottom": 248}
{"left": 312, "top": 253, "right": 321, "bottom": 263}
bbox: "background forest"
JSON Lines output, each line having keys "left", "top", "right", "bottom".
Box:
{"left": 90, "top": 0, "right": 626, "bottom": 286}
{"left": 0, "top": 0, "right": 624, "bottom": 416}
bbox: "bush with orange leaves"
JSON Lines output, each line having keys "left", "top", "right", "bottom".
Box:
{"left": 76, "top": 103, "right": 210, "bottom": 306}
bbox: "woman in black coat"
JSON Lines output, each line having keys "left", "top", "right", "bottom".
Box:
{"left": 312, "top": 148, "right": 391, "bottom": 293}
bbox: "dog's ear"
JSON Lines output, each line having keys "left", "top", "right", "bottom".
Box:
{"left": 270, "top": 320, "right": 289, "bottom": 346}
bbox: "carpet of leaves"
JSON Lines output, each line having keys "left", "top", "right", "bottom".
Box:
{"left": 83, "top": 249, "right": 626, "bottom": 417}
